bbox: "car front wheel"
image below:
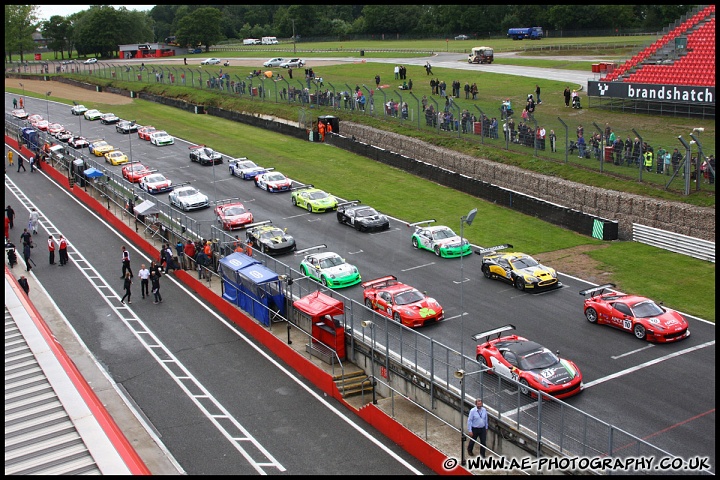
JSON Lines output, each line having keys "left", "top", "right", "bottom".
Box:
{"left": 633, "top": 323, "right": 646, "bottom": 340}
{"left": 514, "top": 277, "right": 526, "bottom": 291}
{"left": 434, "top": 245, "right": 441, "bottom": 256}
{"left": 412, "top": 237, "right": 419, "bottom": 248}
{"left": 519, "top": 379, "right": 530, "bottom": 396}
{"left": 292, "top": 197, "right": 297, "bottom": 206}
{"left": 307, "top": 204, "right": 313, "bottom": 213}
{"left": 585, "top": 307, "right": 598, "bottom": 324}
{"left": 364, "top": 298, "right": 374, "bottom": 310}
{"left": 321, "top": 276, "right": 328, "bottom": 287}
{"left": 393, "top": 312, "right": 402, "bottom": 324}
{"left": 482, "top": 265, "right": 492, "bottom": 279}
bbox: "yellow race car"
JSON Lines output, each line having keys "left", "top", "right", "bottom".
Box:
{"left": 476, "top": 245, "right": 560, "bottom": 291}
{"left": 105, "top": 150, "right": 129, "bottom": 165}
{"left": 88, "top": 140, "right": 115, "bottom": 157}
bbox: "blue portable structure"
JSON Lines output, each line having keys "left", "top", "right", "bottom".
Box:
{"left": 21, "top": 127, "right": 40, "bottom": 152}
{"left": 218, "top": 252, "right": 286, "bottom": 326}
{"left": 507, "top": 27, "right": 543, "bottom": 40}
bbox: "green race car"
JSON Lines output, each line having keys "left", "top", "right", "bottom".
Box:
{"left": 300, "top": 251, "right": 361, "bottom": 288}
{"left": 410, "top": 222, "right": 472, "bottom": 258}
{"left": 291, "top": 186, "right": 338, "bottom": 213}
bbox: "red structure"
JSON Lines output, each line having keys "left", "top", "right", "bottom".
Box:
{"left": 294, "top": 291, "right": 346, "bottom": 360}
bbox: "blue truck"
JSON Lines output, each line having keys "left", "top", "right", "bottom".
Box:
{"left": 507, "top": 27, "right": 543, "bottom": 40}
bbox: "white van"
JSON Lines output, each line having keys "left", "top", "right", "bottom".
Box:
{"left": 261, "top": 36, "right": 279, "bottom": 45}
{"left": 243, "top": 38, "right": 261, "bottom": 45}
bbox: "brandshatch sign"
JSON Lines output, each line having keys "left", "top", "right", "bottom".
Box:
{"left": 588, "top": 81, "right": 715, "bottom": 105}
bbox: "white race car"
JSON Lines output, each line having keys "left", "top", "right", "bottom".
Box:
{"left": 169, "top": 185, "right": 209, "bottom": 211}
{"left": 229, "top": 158, "right": 270, "bottom": 180}
{"left": 149, "top": 131, "right": 174, "bottom": 146}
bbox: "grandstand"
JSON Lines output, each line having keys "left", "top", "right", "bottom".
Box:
{"left": 588, "top": 4, "right": 715, "bottom": 119}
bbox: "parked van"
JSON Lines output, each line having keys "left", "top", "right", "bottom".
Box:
{"left": 468, "top": 46, "right": 494, "bottom": 64}
{"left": 262, "top": 36, "right": 279, "bottom": 45}
{"left": 243, "top": 38, "right": 261, "bottom": 45}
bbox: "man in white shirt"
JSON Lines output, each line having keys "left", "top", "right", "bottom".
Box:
{"left": 138, "top": 264, "right": 150, "bottom": 299}
{"left": 467, "top": 398, "right": 489, "bottom": 458}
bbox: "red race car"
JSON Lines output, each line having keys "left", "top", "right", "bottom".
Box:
{"left": 361, "top": 275, "right": 444, "bottom": 328}
{"left": 137, "top": 125, "right": 157, "bottom": 141}
{"left": 580, "top": 284, "right": 690, "bottom": 343}
{"left": 473, "top": 324, "right": 583, "bottom": 400}
{"left": 214, "top": 201, "right": 254, "bottom": 230}
{"left": 122, "top": 162, "right": 154, "bottom": 183}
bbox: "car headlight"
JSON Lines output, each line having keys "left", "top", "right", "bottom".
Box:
{"left": 525, "top": 275, "right": 539, "bottom": 283}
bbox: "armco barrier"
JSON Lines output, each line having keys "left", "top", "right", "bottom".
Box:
{"left": 8, "top": 140, "right": 453, "bottom": 474}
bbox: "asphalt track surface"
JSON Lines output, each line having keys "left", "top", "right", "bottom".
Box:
{"left": 5, "top": 56, "right": 715, "bottom": 473}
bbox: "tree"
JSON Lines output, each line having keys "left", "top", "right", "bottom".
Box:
{"left": 175, "top": 7, "right": 223, "bottom": 52}
{"left": 41, "top": 16, "right": 72, "bottom": 60}
{"left": 5, "top": 4, "right": 40, "bottom": 62}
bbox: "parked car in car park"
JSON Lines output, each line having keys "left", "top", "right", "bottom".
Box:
{"left": 201, "top": 58, "right": 221, "bottom": 65}
{"left": 280, "top": 58, "right": 305, "bottom": 68}
{"left": 263, "top": 57, "right": 285, "bottom": 67}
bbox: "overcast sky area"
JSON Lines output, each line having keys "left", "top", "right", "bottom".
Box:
{"left": 36, "top": 5, "right": 155, "bottom": 21}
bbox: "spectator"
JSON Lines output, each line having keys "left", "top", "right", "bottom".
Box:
{"left": 18, "top": 275, "right": 30, "bottom": 295}
{"left": 663, "top": 149, "right": 672, "bottom": 175}
{"left": 563, "top": 86, "right": 571, "bottom": 107}
{"left": 577, "top": 134, "right": 586, "bottom": 158}
{"left": 671, "top": 148, "right": 682, "bottom": 175}
{"left": 549, "top": 129, "right": 557, "bottom": 152}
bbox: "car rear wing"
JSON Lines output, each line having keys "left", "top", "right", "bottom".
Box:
{"left": 471, "top": 324, "right": 516, "bottom": 343}
{"left": 294, "top": 244, "right": 327, "bottom": 256}
{"left": 474, "top": 243, "right": 513, "bottom": 256}
{"left": 290, "top": 183, "right": 314, "bottom": 191}
{"left": 336, "top": 200, "right": 361, "bottom": 209}
{"left": 244, "top": 220, "right": 272, "bottom": 230}
{"left": 579, "top": 283, "right": 617, "bottom": 297}
{"left": 189, "top": 144, "right": 207, "bottom": 150}
{"left": 361, "top": 275, "right": 399, "bottom": 290}
{"left": 228, "top": 156, "right": 249, "bottom": 166}
{"left": 407, "top": 219, "right": 435, "bottom": 228}
{"left": 214, "top": 197, "right": 241, "bottom": 207}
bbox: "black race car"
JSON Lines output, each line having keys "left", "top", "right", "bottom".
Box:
{"left": 336, "top": 202, "right": 390, "bottom": 232}
{"left": 189, "top": 145, "right": 223, "bottom": 165}
{"left": 116, "top": 120, "right": 139, "bottom": 134}
{"left": 245, "top": 222, "right": 297, "bottom": 256}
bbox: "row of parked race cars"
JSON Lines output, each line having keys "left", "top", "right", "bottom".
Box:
{"left": 13, "top": 103, "right": 690, "bottom": 401}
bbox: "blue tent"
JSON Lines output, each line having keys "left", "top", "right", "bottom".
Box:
{"left": 218, "top": 252, "right": 285, "bottom": 326}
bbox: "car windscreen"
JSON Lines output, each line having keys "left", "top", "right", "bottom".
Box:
{"left": 225, "top": 206, "right": 246, "bottom": 216}
{"left": 308, "top": 191, "right": 329, "bottom": 200}
{"left": 356, "top": 208, "right": 378, "bottom": 217}
{"left": 267, "top": 173, "right": 285, "bottom": 182}
{"left": 517, "top": 348, "right": 558, "bottom": 370}
{"left": 178, "top": 189, "right": 198, "bottom": 197}
{"left": 238, "top": 161, "right": 257, "bottom": 169}
{"left": 432, "top": 228, "right": 456, "bottom": 240}
{"left": 393, "top": 289, "right": 424, "bottom": 305}
{"left": 511, "top": 257, "right": 539, "bottom": 269}
{"left": 631, "top": 300, "right": 664, "bottom": 318}
{"left": 319, "top": 256, "right": 343, "bottom": 268}
{"left": 259, "top": 229, "right": 282, "bottom": 239}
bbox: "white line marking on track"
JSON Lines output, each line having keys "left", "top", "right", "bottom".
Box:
{"left": 401, "top": 262, "right": 435, "bottom": 272}
{"left": 611, "top": 343, "right": 655, "bottom": 359}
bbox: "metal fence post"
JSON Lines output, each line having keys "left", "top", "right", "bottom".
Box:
{"left": 593, "top": 121, "right": 604, "bottom": 172}
{"left": 557, "top": 117, "right": 569, "bottom": 164}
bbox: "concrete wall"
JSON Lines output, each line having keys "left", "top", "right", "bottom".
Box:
{"left": 339, "top": 123, "right": 716, "bottom": 242}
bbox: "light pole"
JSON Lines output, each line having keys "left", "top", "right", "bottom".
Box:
{"left": 454, "top": 368, "right": 487, "bottom": 467}
{"left": 459, "top": 208, "right": 477, "bottom": 360}
{"left": 45, "top": 91, "right": 52, "bottom": 122}
{"left": 361, "top": 320, "right": 377, "bottom": 404}
{"left": 128, "top": 120, "right": 136, "bottom": 162}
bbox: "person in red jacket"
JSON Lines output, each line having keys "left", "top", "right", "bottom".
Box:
{"left": 47, "top": 235, "right": 56, "bottom": 265}
{"left": 184, "top": 239, "right": 196, "bottom": 271}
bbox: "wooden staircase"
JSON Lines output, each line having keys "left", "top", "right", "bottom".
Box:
{"left": 333, "top": 369, "right": 374, "bottom": 399}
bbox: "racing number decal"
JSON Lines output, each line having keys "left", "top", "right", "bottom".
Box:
{"left": 623, "top": 318, "right": 632, "bottom": 330}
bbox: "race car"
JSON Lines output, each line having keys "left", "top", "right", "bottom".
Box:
{"left": 11, "top": 109, "right": 29, "bottom": 120}
{"left": 189, "top": 145, "right": 223, "bottom": 165}
{"left": 336, "top": 202, "right": 390, "bottom": 232}
{"left": 27, "top": 114, "right": 43, "bottom": 124}
{"left": 83, "top": 109, "right": 103, "bottom": 121}
{"left": 214, "top": 201, "right": 254, "bottom": 230}
{"left": 34, "top": 120, "right": 49, "bottom": 131}
{"left": 56, "top": 130, "right": 74, "bottom": 143}
{"left": 245, "top": 222, "right": 296, "bottom": 256}
{"left": 138, "top": 126, "right": 157, "bottom": 140}
{"left": 100, "top": 112, "right": 120, "bottom": 124}
{"left": 139, "top": 173, "right": 173, "bottom": 194}
{"left": 116, "top": 120, "right": 139, "bottom": 134}
{"left": 88, "top": 140, "right": 115, "bottom": 157}
{"left": 291, "top": 186, "right": 338, "bottom": 213}
{"left": 68, "top": 136, "right": 89, "bottom": 149}
{"left": 580, "top": 284, "right": 690, "bottom": 343}
{"left": 47, "top": 123, "right": 65, "bottom": 136}
{"left": 300, "top": 251, "right": 361, "bottom": 289}
{"left": 70, "top": 104, "right": 88, "bottom": 115}
{"left": 409, "top": 220, "right": 471, "bottom": 257}
{"left": 229, "top": 158, "right": 270, "bottom": 179}
{"left": 254, "top": 171, "right": 293, "bottom": 192}
{"left": 105, "top": 150, "right": 129, "bottom": 166}
{"left": 362, "top": 275, "right": 444, "bottom": 328}
{"left": 473, "top": 324, "right": 583, "bottom": 400}
{"left": 149, "top": 131, "right": 174, "bottom": 146}
{"left": 169, "top": 185, "right": 210, "bottom": 211}
{"left": 121, "top": 162, "right": 154, "bottom": 183}
{"left": 476, "top": 244, "right": 559, "bottom": 291}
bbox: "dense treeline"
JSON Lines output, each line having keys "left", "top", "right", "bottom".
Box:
{"left": 5, "top": 4, "right": 698, "bottom": 61}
